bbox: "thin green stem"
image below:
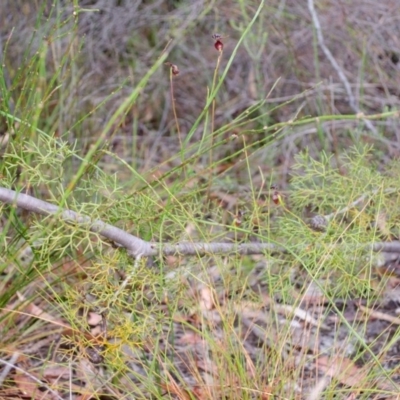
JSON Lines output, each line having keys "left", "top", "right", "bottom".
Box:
{"left": 207, "top": 48, "right": 223, "bottom": 200}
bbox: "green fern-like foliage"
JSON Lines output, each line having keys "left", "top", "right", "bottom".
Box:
{"left": 274, "top": 145, "right": 399, "bottom": 298}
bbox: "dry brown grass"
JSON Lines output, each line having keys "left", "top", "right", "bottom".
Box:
{"left": 2, "top": 0, "right": 399, "bottom": 175}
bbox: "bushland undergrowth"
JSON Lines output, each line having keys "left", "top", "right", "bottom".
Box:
{"left": 0, "top": 1, "right": 400, "bottom": 399}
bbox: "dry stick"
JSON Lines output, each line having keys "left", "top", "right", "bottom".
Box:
{"left": 0, "top": 187, "right": 281, "bottom": 258}
{"left": 0, "top": 352, "right": 20, "bottom": 387}
{"left": 325, "top": 188, "right": 385, "bottom": 222}
{"left": 311, "top": 188, "right": 398, "bottom": 227}
{"left": 0, "top": 188, "right": 152, "bottom": 258}
{"left": 1, "top": 188, "right": 399, "bottom": 259}
{"left": 307, "top": 0, "right": 377, "bottom": 135}
{"left": 0, "top": 357, "right": 64, "bottom": 400}
{"left": 309, "top": 188, "right": 400, "bottom": 257}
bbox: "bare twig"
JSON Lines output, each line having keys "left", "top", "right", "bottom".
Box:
{"left": 0, "top": 187, "right": 281, "bottom": 258}
{"left": 0, "top": 187, "right": 398, "bottom": 261}
{"left": 324, "top": 188, "right": 384, "bottom": 222}
{"left": 310, "top": 188, "right": 398, "bottom": 229}
{"left": 372, "top": 242, "right": 400, "bottom": 253}
{"left": 0, "top": 352, "right": 20, "bottom": 387}
{"left": 357, "top": 302, "right": 400, "bottom": 325}
{"left": 307, "top": 0, "right": 377, "bottom": 134}
{"left": 0, "top": 187, "right": 151, "bottom": 258}
{"left": 0, "top": 357, "right": 64, "bottom": 400}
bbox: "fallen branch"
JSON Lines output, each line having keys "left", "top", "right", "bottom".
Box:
{"left": 309, "top": 187, "right": 398, "bottom": 231}
{"left": 0, "top": 187, "right": 399, "bottom": 261}
{"left": 0, "top": 187, "right": 282, "bottom": 258}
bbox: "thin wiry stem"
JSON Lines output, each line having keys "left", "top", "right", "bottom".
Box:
{"left": 211, "top": 48, "right": 223, "bottom": 137}
{"left": 307, "top": 0, "right": 377, "bottom": 134}
{"left": 207, "top": 46, "right": 223, "bottom": 199}
{"left": 169, "top": 68, "right": 182, "bottom": 149}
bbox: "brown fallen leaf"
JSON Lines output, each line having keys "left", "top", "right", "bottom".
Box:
{"left": 17, "top": 292, "right": 64, "bottom": 326}
{"left": 317, "top": 354, "right": 398, "bottom": 393}
{"left": 43, "top": 365, "right": 70, "bottom": 381}
{"left": 199, "top": 286, "right": 215, "bottom": 311}
{"left": 87, "top": 311, "right": 103, "bottom": 326}
{"left": 161, "top": 369, "right": 192, "bottom": 400}
{"left": 317, "top": 355, "right": 367, "bottom": 388}
{"left": 14, "top": 372, "right": 55, "bottom": 400}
